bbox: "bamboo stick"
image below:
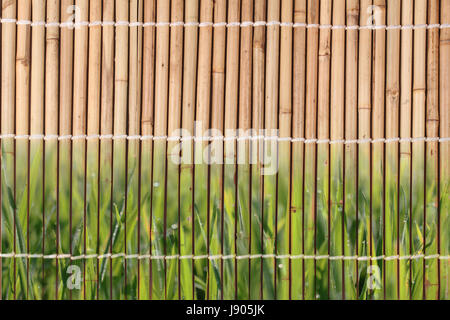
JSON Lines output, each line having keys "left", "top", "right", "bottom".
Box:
{"left": 58, "top": 0, "right": 75, "bottom": 300}
{"left": 304, "top": 0, "right": 319, "bottom": 300}
{"left": 223, "top": 0, "right": 240, "bottom": 300}
{"left": 291, "top": 0, "right": 306, "bottom": 300}
{"left": 139, "top": 0, "right": 155, "bottom": 301}
{"left": 262, "top": 0, "right": 279, "bottom": 300}
{"left": 179, "top": 0, "right": 198, "bottom": 300}
{"left": 43, "top": 0, "right": 60, "bottom": 300}
{"left": 15, "top": 0, "right": 31, "bottom": 300}
{"left": 194, "top": 0, "right": 213, "bottom": 300}
{"left": 384, "top": 0, "right": 401, "bottom": 300}
{"left": 316, "top": 0, "right": 332, "bottom": 301}
{"left": 276, "top": 0, "right": 292, "bottom": 301}
{"left": 209, "top": 0, "right": 227, "bottom": 300}
{"left": 237, "top": 0, "right": 253, "bottom": 300}
{"left": 29, "top": 0, "right": 46, "bottom": 300}
{"left": 71, "top": 0, "right": 89, "bottom": 301}
{"left": 399, "top": 0, "right": 413, "bottom": 300}
{"left": 343, "top": 0, "right": 359, "bottom": 301}
{"left": 166, "top": 0, "right": 184, "bottom": 301}
{"left": 357, "top": 0, "right": 373, "bottom": 300}
{"left": 440, "top": 0, "right": 450, "bottom": 301}
{"left": 98, "top": 0, "right": 115, "bottom": 300}
{"left": 425, "top": 0, "right": 440, "bottom": 301}
{"left": 411, "top": 0, "right": 427, "bottom": 300}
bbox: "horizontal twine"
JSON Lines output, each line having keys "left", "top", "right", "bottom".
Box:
{"left": 0, "top": 252, "right": 446, "bottom": 261}
{"left": 1, "top": 19, "right": 449, "bottom": 30}
{"left": 1, "top": 134, "right": 449, "bottom": 144}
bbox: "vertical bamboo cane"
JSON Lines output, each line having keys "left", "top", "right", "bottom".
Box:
{"left": 250, "top": 0, "right": 266, "bottom": 300}
{"left": 139, "top": 0, "right": 155, "bottom": 300}
{"left": 424, "top": 0, "right": 440, "bottom": 301}
{"left": 85, "top": 0, "right": 101, "bottom": 300}
{"left": 193, "top": 0, "right": 213, "bottom": 300}
{"left": 29, "top": 0, "right": 46, "bottom": 301}
{"left": 385, "top": 0, "right": 401, "bottom": 300}
{"left": 58, "top": 0, "right": 74, "bottom": 300}
{"left": 111, "top": 0, "right": 129, "bottom": 300}
{"left": 291, "top": 0, "right": 306, "bottom": 300}
{"left": 357, "top": 0, "right": 372, "bottom": 300}
{"left": 71, "top": 0, "right": 89, "bottom": 301}
{"left": 125, "top": 0, "right": 143, "bottom": 300}
{"left": 316, "top": 0, "right": 331, "bottom": 300}
{"left": 15, "top": 0, "right": 31, "bottom": 300}
{"left": 223, "top": 0, "right": 239, "bottom": 300}
{"left": 180, "top": 0, "right": 198, "bottom": 300}
{"left": 330, "top": 0, "right": 346, "bottom": 300}
{"left": 151, "top": 0, "right": 170, "bottom": 300}
{"left": 237, "top": 0, "right": 253, "bottom": 300}
{"left": 304, "top": 0, "right": 319, "bottom": 300}
{"left": 262, "top": 0, "right": 279, "bottom": 300}
{"left": 440, "top": 0, "right": 450, "bottom": 301}
{"left": 166, "top": 0, "right": 183, "bottom": 301}
{"left": 411, "top": 0, "right": 427, "bottom": 300}
{"left": 44, "top": 0, "right": 60, "bottom": 300}
{"left": 209, "top": 0, "right": 226, "bottom": 300}
{"left": 343, "top": 0, "right": 359, "bottom": 301}
{"left": 98, "top": 0, "right": 114, "bottom": 300}
{"left": 276, "top": 0, "right": 292, "bottom": 301}
{"left": 1, "top": 0, "right": 16, "bottom": 301}
{"left": 370, "top": 0, "right": 385, "bottom": 300}
{"left": 399, "top": 0, "right": 413, "bottom": 300}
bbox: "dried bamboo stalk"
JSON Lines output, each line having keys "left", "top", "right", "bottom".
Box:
{"left": 399, "top": 0, "right": 413, "bottom": 300}
{"left": 304, "top": 0, "right": 319, "bottom": 300}
{"left": 291, "top": 0, "right": 306, "bottom": 300}
{"left": 316, "top": 0, "right": 331, "bottom": 301}
{"left": 209, "top": 0, "right": 227, "bottom": 300}
{"left": 440, "top": 0, "right": 450, "bottom": 301}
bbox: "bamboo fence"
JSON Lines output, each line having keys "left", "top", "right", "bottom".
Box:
{"left": 0, "top": 0, "right": 449, "bottom": 300}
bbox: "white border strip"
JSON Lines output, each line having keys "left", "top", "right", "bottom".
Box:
{"left": 0, "top": 252, "right": 446, "bottom": 261}
{"left": 2, "top": 134, "right": 449, "bottom": 144}
{"left": 1, "top": 19, "right": 449, "bottom": 30}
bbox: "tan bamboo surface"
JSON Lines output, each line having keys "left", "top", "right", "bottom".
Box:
{"left": 0, "top": 0, "right": 449, "bottom": 301}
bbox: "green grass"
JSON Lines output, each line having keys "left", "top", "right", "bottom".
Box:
{"left": 0, "top": 138, "right": 447, "bottom": 299}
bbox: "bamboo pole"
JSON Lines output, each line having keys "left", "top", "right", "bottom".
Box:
{"left": 71, "top": 0, "right": 89, "bottom": 301}
{"left": 98, "top": 0, "right": 115, "bottom": 300}
{"left": 166, "top": 0, "right": 184, "bottom": 301}
{"left": 85, "top": 0, "right": 101, "bottom": 300}
{"left": 330, "top": 0, "right": 346, "bottom": 300}
{"left": 209, "top": 0, "right": 227, "bottom": 300}
{"left": 179, "top": 0, "right": 198, "bottom": 300}
{"left": 411, "top": 0, "right": 427, "bottom": 300}
{"left": 194, "top": 0, "right": 213, "bottom": 300}
{"left": 399, "top": 0, "right": 413, "bottom": 300}
{"left": 316, "top": 0, "right": 331, "bottom": 301}
{"left": 357, "top": 0, "right": 373, "bottom": 300}
{"left": 237, "top": 0, "right": 253, "bottom": 300}
{"left": 29, "top": 0, "right": 46, "bottom": 300}
{"left": 58, "top": 0, "right": 74, "bottom": 300}
{"left": 425, "top": 0, "right": 440, "bottom": 301}
{"left": 223, "top": 0, "right": 240, "bottom": 300}
{"left": 262, "top": 0, "right": 279, "bottom": 300}
{"left": 343, "top": 0, "right": 359, "bottom": 301}
{"left": 43, "top": 0, "right": 59, "bottom": 300}
{"left": 15, "top": 0, "right": 31, "bottom": 300}
{"left": 384, "top": 0, "right": 401, "bottom": 300}
{"left": 304, "top": 0, "right": 319, "bottom": 300}
{"left": 291, "top": 0, "right": 306, "bottom": 300}
{"left": 276, "top": 0, "right": 292, "bottom": 301}
{"left": 440, "top": 0, "right": 450, "bottom": 301}
{"left": 139, "top": 0, "right": 155, "bottom": 301}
